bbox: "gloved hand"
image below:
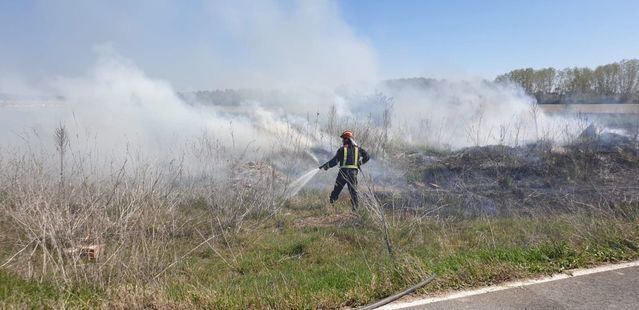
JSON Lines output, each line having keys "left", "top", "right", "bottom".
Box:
{"left": 319, "top": 163, "right": 329, "bottom": 170}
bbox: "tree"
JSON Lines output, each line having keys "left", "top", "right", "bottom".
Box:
{"left": 532, "top": 68, "right": 556, "bottom": 101}
{"left": 593, "top": 63, "right": 620, "bottom": 96}
{"left": 495, "top": 68, "right": 535, "bottom": 94}
{"left": 619, "top": 59, "right": 639, "bottom": 100}
{"left": 496, "top": 58, "right": 639, "bottom": 104}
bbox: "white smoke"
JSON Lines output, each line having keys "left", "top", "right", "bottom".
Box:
{"left": 0, "top": 52, "right": 322, "bottom": 160}
{"left": 6, "top": 0, "right": 378, "bottom": 91}
{"left": 381, "top": 79, "right": 580, "bottom": 148}
{"left": 0, "top": 0, "right": 583, "bottom": 170}
{"left": 0, "top": 54, "right": 581, "bottom": 167}
{"left": 204, "top": 0, "right": 379, "bottom": 90}
{"left": 0, "top": 0, "right": 379, "bottom": 162}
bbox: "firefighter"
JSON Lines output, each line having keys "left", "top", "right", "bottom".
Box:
{"left": 319, "top": 130, "right": 370, "bottom": 210}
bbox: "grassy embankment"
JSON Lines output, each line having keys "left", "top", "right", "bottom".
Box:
{"left": 2, "top": 192, "right": 638, "bottom": 309}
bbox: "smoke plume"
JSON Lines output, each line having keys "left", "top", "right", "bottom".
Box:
{"left": 0, "top": 0, "right": 583, "bottom": 177}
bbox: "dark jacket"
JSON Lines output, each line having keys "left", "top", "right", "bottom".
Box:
{"left": 325, "top": 145, "right": 370, "bottom": 169}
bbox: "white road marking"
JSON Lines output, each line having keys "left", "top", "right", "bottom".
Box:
{"left": 381, "top": 260, "right": 639, "bottom": 309}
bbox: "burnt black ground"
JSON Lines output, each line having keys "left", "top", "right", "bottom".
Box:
{"left": 386, "top": 133, "right": 639, "bottom": 218}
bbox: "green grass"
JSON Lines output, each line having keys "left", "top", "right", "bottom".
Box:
{"left": 0, "top": 269, "right": 99, "bottom": 308}
{"left": 2, "top": 202, "right": 638, "bottom": 309}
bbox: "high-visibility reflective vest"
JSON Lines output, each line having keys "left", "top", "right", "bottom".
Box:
{"left": 340, "top": 146, "right": 359, "bottom": 169}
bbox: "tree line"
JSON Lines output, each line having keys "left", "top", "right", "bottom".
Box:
{"left": 496, "top": 59, "right": 639, "bottom": 104}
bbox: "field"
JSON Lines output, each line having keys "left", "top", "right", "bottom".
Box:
{"left": 2, "top": 2, "right": 638, "bottom": 308}
{"left": 1, "top": 121, "right": 638, "bottom": 309}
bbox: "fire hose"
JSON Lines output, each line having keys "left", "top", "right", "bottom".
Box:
{"left": 358, "top": 273, "right": 437, "bottom": 310}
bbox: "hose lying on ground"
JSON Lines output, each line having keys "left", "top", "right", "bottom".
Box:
{"left": 358, "top": 273, "right": 437, "bottom": 310}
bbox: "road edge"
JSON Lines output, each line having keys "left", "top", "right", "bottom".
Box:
{"left": 381, "top": 260, "right": 639, "bottom": 310}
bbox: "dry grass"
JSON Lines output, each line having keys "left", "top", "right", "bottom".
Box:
{"left": 0, "top": 125, "right": 284, "bottom": 292}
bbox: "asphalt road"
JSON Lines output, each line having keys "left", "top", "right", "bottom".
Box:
{"left": 386, "top": 264, "right": 639, "bottom": 310}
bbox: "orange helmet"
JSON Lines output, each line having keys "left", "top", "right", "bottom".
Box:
{"left": 340, "top": 130, "right": 353, "bottom": 139}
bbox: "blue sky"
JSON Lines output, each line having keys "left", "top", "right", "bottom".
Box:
{"left": 1, "top": 0, "right": 638, "bottom": 89}
{"left": 339, "top": 0, "right": 639, "bottom": 78}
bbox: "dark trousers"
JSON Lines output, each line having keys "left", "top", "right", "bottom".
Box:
{"left": 330, "top": 168, "right": 359, "bottom": 209}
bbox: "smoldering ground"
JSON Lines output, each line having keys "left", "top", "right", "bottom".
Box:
{"left": 0, "top": 0, "right": 593, "bottom": 190}
{"left": 0, "top": 54, "right": 590, "bottom": 187}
